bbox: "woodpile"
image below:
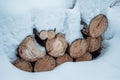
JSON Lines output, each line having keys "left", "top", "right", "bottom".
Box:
{"left": 13, "top": 14, "right": 108, "bottom": 72}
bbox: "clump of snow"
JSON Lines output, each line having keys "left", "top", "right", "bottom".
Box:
{"left": 76, "top": 0, "right": 115, "bottom": 24}
{"left": 65, "top": 7, "right": 83, "bottom": 44}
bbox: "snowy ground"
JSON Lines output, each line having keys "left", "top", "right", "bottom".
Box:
{"left": 0, "top": 0, "right": 120, "bottom": 80}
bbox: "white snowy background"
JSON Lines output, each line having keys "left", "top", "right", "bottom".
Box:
{"left": 0, "top": 0, "right": 120, "bottom": 80}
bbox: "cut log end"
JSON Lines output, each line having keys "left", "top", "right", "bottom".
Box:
{"left": 89, "top": 14, "right": 108, "bottom": 38}
{"left": 86, "top": 36, "right": 102, "bottom": 52}
{"left": 76, "top": 52, "right": 92, "bottom": 61}
{"left": 70, "top": 39, "right": 88, "bottom": 58}
{"left": 13, "top": 59, "right": 33, "bottom": 72}
{"left": 48, "top": 30, "right": 56, "bottom": 39}
{"left": 39, "top": 30, "right": 48, "bottom": 40}
{"left": 56, "top": 54, "right": 73, "bottom": 66}
{"left": 46, "top": 34, "right": 68, "bottom": 57}
{"left": 34, "top": 55, "right": 56, "bottom": 72}
{"left": 18, "top": 35, "right": 45, "bottom": 62}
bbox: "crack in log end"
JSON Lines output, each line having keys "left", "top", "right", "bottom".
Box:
{"left": 89, "top": 14, "right": 108, "bottom": 38}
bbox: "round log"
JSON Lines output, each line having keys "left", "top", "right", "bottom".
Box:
{"left": 13, "top": 59, "right": 32, "bottom": 72}
{"left": 76, "top": 52, "right": 92, "bottom": 61}
{"left": 39, "top": 30, "right": 48, "bottom": 40}
{"left": 48, "top": 30, "right": 56, "bottom": 39}
{"left": 46, "top": 33, "right": 68, "bottom": 57}
{"left": 18, "top": 35, "right": 45, "bottom": 62}
{"left": 70, "top": 39, "right": 88, "bottom": 58}
{"left": 89, "top": 14, "right": 108, "bottom": 38}
{"left": 34, "top": 55, "right": 56, "bottom": 72}
{"left": 86, "top": 36, "right": 102, "bottom": 52}
{"left": 56, "top": 54, "right": 73, "bottom": 66}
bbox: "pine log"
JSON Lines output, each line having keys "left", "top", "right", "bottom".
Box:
{"left": 89, "top": 14, "right": 108, "bottom": 38}
{"left": 18, "top": 35, "right": 45, "bottom": 62}
{"left": 13, "top": 59, "right": 32, "bottom": 72}
{"left": 34, "top": 55, "right": 56, "bottom": 72}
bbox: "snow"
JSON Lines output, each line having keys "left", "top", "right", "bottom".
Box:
{"left": 0, "top": 0, "right": 120, "bottom": 80}
{"left": 65, "top": 7, "right": 83, "bottom": 44}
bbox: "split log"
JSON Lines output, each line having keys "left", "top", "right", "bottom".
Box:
{"left": 70, "top": 39, "right": 88, "bottom": 58}
{"left": 89, "top": 14, "right": 108, "bottom": 38}
{"left": 76, "top": 52, "right": 92, "bottom": 61}
{"left": 34, "top": 55, "right": 56, "bottom": 72}
{"left": 13, "top": 59, "right": 32, "bottom": 72}
{"left": 56, "top": 54, "right": 73, "bottom": 66}
{"left": 18, "top": 35, "right": 45, "bottom": 62}
{"left": 46, "top": 33, "right": 68, "bottom": 57}
{"left": 86, "top": 36, "right": 102, "bottom": 52}
{"left": 39, "top": 30, "right": 48, "bottom": 40}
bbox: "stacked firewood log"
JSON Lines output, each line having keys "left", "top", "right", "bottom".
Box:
{"left": 13, "top": 14, "right": 108, "bottom": 72}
